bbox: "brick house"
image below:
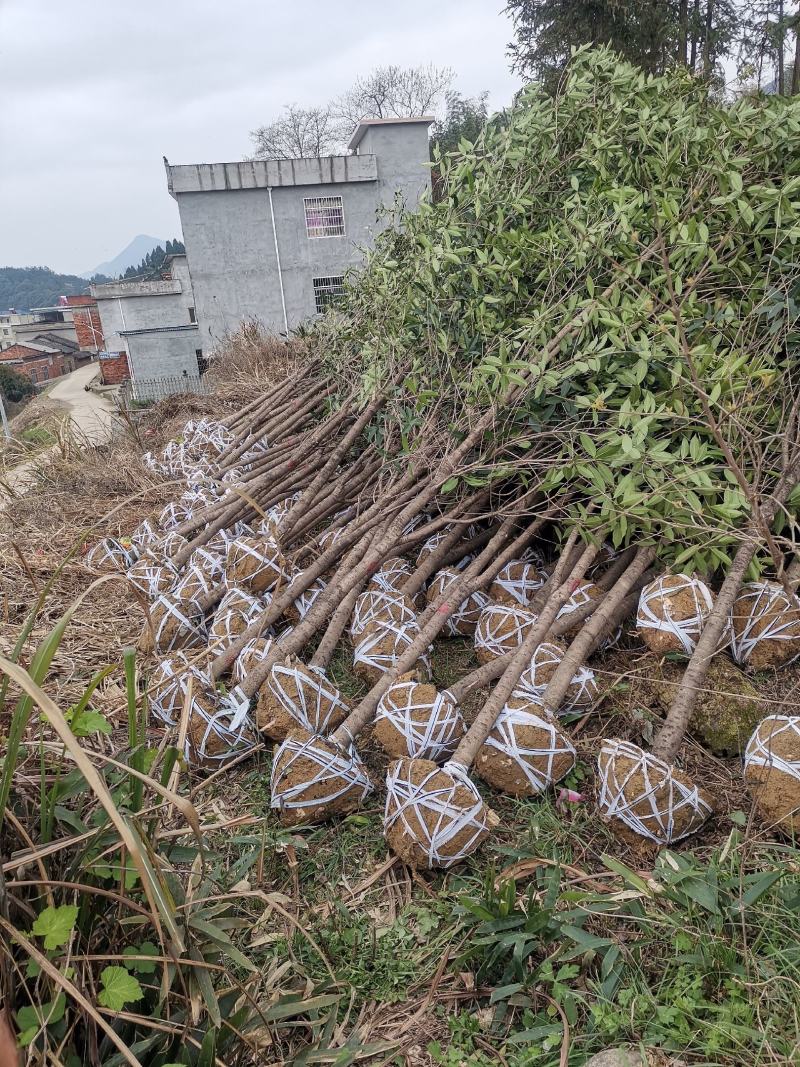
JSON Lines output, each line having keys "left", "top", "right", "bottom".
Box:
{"left": 0, "top": 342, "right": 67, "bottom": 384}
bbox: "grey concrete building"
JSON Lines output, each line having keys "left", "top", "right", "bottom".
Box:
{"left": 165, "top": 116, "right": 433, "bottom": 348}
{"left": 90, "top": 255, "right": 203, "bottom": 385}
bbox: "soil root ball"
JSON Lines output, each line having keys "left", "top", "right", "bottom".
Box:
{"left": 730, "top": 581, "right": 800, "bottom": 670}
{"left": 149, "top": 593, "right": 207, "bottom": 653}
{"left": 475, "top": 698, "right": 576, "bottom": 796}
{"left": 146, "top": 531, "right": 190, "bottom": 565}
{"left": 511, "top": 641, "right": 597, "bottom": 712}
{"left": 369, "top": 557, "right": 413, "bottom": 593}
{"left": 258, "top": 660, "right": 349, "bottom": 739}
{"left": 490, "top": 559, "right": 546, "bottom": 607}
{"left": 225, "top": 537, "right": 289, "bottom": 595}
{"left": 209, "top": 588, "right": 264, "bottom": 647}
{"left": 270, "top": 728, "right": 373, "bottom": 825}
{"left": 186, "top": 686, "right": 258, "bottom": 769}
{"left": 158, "top": 500, "right": 194, "bottom": 531}
{"left": 285, "top": 577, "right": 326, "bottom": 624}
{"left": 353, "top": 620, "right": 432, "bottom": 685}
{"left": 636, "top": 573, "right": 715, "bottom": 655}
{"left": 597, "top": 739, "right": 714, "bottom": 845}
{"left": 127, "top": 558, "right": 176, "bottom": 600}
{"left": 189, "top": 546, "right": 226, "bottom": 583}
{"left": 232, "top": 636, "right": 274, "bottom": 688}
{"left": 374, "top": 678, "right": 465, "bottom": 761}
{"left": 384, "top": 758, "right": 499, "bottom": 869}
{"left": 556, "top": 580, "right": 604, "bottom": 636}
{"left": 174, "top": 563, "right": 216, "bottom": 603}
{"left": 744, "top": 715, "right": 800, "bottom": 834}
{"left": 350, "top": 590, "right": 417, "bottom": 641}
{"left": 474, "top": 604, "right": 538, "bottom": 664}
{"left": 426, "top": 568, "right": 489, "bottom": 636}
{"left": 131, "top": 518, "right": 160, "bottom": 551}
{"left": 86, "top": 537, "right": 138, "bottom": 573}
{"left": 150, "top": 653, "right": 210, "bottom": 727}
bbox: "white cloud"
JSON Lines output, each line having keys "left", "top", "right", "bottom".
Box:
{"left": 0, "top": 0, "right": 519, "bottom": 274}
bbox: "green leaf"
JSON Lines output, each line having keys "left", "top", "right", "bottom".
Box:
{"left": 123, "top": 941, "right": 159, "bottom": 974}
{"left": 31, "top": 904, "right": 78, "bottom": 950}
{"left": 16, "top": 995, "right": 66, "bottom": 1045}
{"left": 70, "top": 709, "right": 112, "bottom": 737}
{"left": 97, "top": 966, "right": 144, "bottom": 1011}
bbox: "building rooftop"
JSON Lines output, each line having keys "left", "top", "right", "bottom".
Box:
{"left": 347, "top": 115, "right": 434, "bottom": 152}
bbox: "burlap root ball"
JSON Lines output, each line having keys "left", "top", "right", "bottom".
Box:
{"left": 474, "top": 604, "right": 538, "bottom": 665}
{"left": 208, "top": 588, "right": 263, "bottom": 647}
{"left": 231, "top": 636, "right": 274, "bottom": 688}
{"left": 556, "top": 581, "right": 604, "bottom": 637}
{"left": 636, "top": 573, "right": 714, "bottom": 655}
{"left": 350, "top": 590, "right": 417, "bottom": 641}
{"left": 86, "top": 537, "right": 137, "bottom": 573}
{"left": 374, "top": 677, "right": 465, "bottom": 761}
{"left": 384, "top": 758, "right": 499, "bottom": 869}
{"left": 150, "top": 653, "right": 210, "bottom": 727}
{"left": 425, "top": 569, "right": 489, "bottom": 636}
{"left": 146, "top": 593, "right": 207, "bottom": 654}
{"left": 225, "top": 537, "right": 288, "bottom": 595}
{"left": 744, "top": 715, "right": 800, "bottom": 834}
{"left": 270, "top": 728, "right": 373, "bottom": 825}
{"left": 353, "top": 620, "right": 431, "bottom": 686}
{"left": 285, "top": 577, "right": 326, "bottom": 625}
{"left": 490, "top": 559, "right": 546, "bottom": 608}
{"left": 186, "top": 686, "right": 257, "bottom": 770}
{"left": 257, "top": 660, "right": 349, "bottom": 739}
{"left": 127, "top": 557, "right": 176, "bottom": 600}
{"left": 475, "top": 698, "right": 576, "bottom": 796}
{"left": 731, "top": 581, "right": 800, "bottom": 670}
{"left": 597, "top": 739, "right": 714, "bottom": 845}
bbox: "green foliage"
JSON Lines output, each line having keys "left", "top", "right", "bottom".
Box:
{"left": 97, "top": 966, "right": 144, "bottom": 1011}
{"left": 31, "top": 905, "right": 78, "bottom": 950}
{"left": 505, "top": 0, "right": 741, "bottom": 89}
{"left": 121, "top": 238, "right": 185, "bottom": 280}
{"left": 319, "top": 47, "right": 800, "bottom": 571}
{"left": 0, "top": 265, "right": 109, "bottom": 313}
{"left": 0, "top": 363, "right": 35, "bottom": 402}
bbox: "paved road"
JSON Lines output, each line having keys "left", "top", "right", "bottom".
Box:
{"left": 2, "top": 363, "right": 115, "bottom": 501}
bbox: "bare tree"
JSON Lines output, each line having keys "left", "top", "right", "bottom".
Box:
{"left": 250, "top": 104, "right": 343, "bottom": 160}
{"left": 332, "top": 64, "right": 454, "bottom": 133}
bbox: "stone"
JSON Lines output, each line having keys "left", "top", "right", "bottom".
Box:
{"left": 584, "top": 1049, "right": 647, "bottom": 1067}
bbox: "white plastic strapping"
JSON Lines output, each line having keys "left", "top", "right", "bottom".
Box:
{"left": 491, "top": 560, "right": 546, "bottom": 606}
{"left": 474, "top": 604, "right": 537, "bottom": 661}
{"left": 384, "top": 760, "right": 491, "bottom": 869}
{"left": 268, "top": 662, "right": 349, "bottom": 735}
{"left": 271, "top": 734, "right": 373, "bottom": 814}
{"left": 353, "top": 619, "right": 432, "bottom": 680}
{"left": 597, "top": 738, "right": 713, "bottom": 844}
{"left": 744, "top": 715, "right": 800, "bottom": 783}
{"left": 482, "top": 704, "right": 576, "bottom": 794}
{"left": 731, "top": 581, "right": 800, "bottom": 667}
{"left": 636, "top": 574, "right": 714, "bottom": 655}
{"left": 350, "top": 590, "right": 417, "bottom": 641}
{"left": 375, "top": 681, "right": 465, "bottom": 761}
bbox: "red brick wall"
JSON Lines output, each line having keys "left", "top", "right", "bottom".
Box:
{"left": 4, "top": 353, "right": 67, "bottom": 383}
{"left": 72, "top": 307, "right": 104, "bottom": 350}
{"left": 100, "top": 352, "right": 130, "bottom": 384}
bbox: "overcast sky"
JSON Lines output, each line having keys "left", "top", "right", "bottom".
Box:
{"left": 0, "top": 0, "right": 520, "bottom": 275}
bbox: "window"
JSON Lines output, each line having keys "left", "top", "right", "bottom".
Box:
{"left": 196, "top": 349, "right": 209, "bottom": 376}
{"left": 312, "top": 276, "right": 345, "bottom": 314}
{"left": 304, "top": 196, "right": 345, "bottom": 239}
{"left": 188, "top": 306, "right": 196, "bottom": 323}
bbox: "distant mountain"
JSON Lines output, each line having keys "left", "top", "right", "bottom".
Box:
{"left": 81, "top": 234, "right": 166, "bottom": 280}
{"left": 0, "top": 266, "right": 109, "bottom": 314}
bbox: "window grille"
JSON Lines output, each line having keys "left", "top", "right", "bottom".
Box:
{"left": 304, "top": 195, "right": 345, "bottom": 238}
{"left": 312, "top": 276, "right": 345, "bottom": 314}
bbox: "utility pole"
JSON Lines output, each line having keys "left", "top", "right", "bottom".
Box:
{"left": 0, "top": 390, "right": 10, "bottom": 440}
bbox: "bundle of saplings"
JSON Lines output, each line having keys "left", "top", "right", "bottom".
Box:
{"left": 83, "top": 47, "right": 800, "bottom": 863}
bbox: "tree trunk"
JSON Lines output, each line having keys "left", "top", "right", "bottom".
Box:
{"left": 690, "top": 0, "right": 701, "bottom": 70}
{"left": 792, "top": 11, "right": 800, "bottom": 94}
{"left": 778, "top": 0, "right": 786, "bottom": 95}
{"left": 702, "top": 0, "right": 715, "bottom": 75}
{"left": 679, "top": 0, "right": 689, "bottom": 65}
